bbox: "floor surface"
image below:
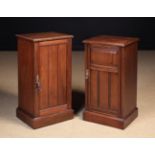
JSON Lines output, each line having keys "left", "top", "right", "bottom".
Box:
{"left": 0, "top": 51, "right": 155, "bottom": 137}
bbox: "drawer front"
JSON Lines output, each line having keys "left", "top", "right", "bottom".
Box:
{"left": 90, "top": 45, "right": 120, "bottom": 66}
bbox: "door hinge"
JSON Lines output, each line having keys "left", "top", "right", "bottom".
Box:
{"left": 35, "top": 74, "right": 41, "bottom": 91}
{"left": 85, "top": 69, "right": 89, "bottom": 79}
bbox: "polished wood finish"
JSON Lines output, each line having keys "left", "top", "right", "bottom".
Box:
{"left": 16, "top": 32, "right": 73, "bottom": 42}
{"left": 83, "top": 35, "right": 139, "bottom": 129}
{"left": 83, "top": 35, "right": 139, "bottom": 47}
{"left": 16, "top": 32, "right": 74, "bottom": 128}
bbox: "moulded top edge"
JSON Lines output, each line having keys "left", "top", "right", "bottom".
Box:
{"left": 16, "top": 32, "right": 74, "bottom": 42}
{"left": 83, "top": 35, "right": 139, "bottom": 47}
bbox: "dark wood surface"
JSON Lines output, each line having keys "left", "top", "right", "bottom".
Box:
{"left": 17, "top": 32, "right": 74, "bottom": 129}
{"left": 83, "top": 35, "right": 139, "bottom": 47}
{"left": 16, "top": 32, "right": 73, "bottom": 42}
{"left": 83, "top": 35, "right": 138, "bottom": 129}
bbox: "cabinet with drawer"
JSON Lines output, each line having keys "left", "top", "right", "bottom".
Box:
{"left": 16, "top": 32, "right": 74, "bottom": 128}
{"left": 83, "top": 35, "right": 139, "bottom": 129}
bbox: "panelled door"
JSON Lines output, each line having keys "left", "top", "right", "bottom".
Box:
{"left": 86, "top": 45, "right": 121, "bottom": 116}
{"left": 37, "top": 40, "right": 68, "bottom": 116}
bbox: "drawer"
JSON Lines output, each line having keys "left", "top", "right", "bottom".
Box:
{"left": 90, "top": 45, "right": 120, "bottom": 66}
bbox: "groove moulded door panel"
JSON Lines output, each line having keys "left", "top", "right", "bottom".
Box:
{"left": 38, "top": 43, "right": 67, "bottom": 114}
{"left": 38, "top": 44, "right": 67, "bottom": 115}
{"left": 88, "top": 70, "right": 120, "bottom": 115}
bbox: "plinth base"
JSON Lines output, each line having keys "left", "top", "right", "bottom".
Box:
{"left": 17, "top": 108, "right": 74, "bottom": 129}
{"left": 83, "top": 108, "right": 138, "bottom": 129}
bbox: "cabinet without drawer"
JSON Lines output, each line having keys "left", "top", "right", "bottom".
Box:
{"left": 16, "top": 32, "right": 74, "bottom": 129}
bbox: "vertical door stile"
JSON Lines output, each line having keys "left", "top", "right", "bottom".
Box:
{"left": 108, "top": 72, "right": 111, "bottom": 110}
{"left": 56, "top": 45, "right": 59, "bottom": 105}
{"left": 47, "top": 46, "right": 50, "bottom": 108}
{"left": 85, "top": 46, "right": 88, "bottom": 109}
{"left": 34, "top": 42, "right": 40, "bottom": 117}
{"left": 97, "top": 71, "right": 100, "bottom": 108}
{"left": 57, "top": 44, "right": 61, "bottom": 105}
{"left": 56, "top": 45, "right": 59, "bottom": 106}
{"left": 87, "top": 45, "right": 91, "bottom": 110}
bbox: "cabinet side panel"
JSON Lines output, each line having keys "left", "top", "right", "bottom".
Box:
{"left": 18, "top": 38, "right": 35, "bottom": 115}
{"left": 121, "top": 43, "right": 138, "bottom": 117}
{"left": 66, "top": 39, "right": 72, "bottom": 109}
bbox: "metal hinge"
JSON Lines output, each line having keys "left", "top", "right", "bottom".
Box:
{"left": 35, "top": 74, "right": 41, "bottom": 91}
{"left": 85, "top": 69, "right": 89, "bottom": 79}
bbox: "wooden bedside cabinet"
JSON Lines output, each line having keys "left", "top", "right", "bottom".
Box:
{"left": 83, "top": 35, "right": 139, "bottom": 129}
{"left": 16, "top": 32, "right": 74, "bottom": 128}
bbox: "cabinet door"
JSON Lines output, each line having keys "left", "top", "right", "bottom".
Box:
{"left": 37, "top": 41, "right": 68, "bottom": 116}
{"left": 87, "top": 45, "right": 121, "bottom": 115}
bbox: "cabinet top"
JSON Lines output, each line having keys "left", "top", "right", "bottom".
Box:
{"left": 16, "top": 32, "right": 73, "bottom": 42}
{"left": 83, "top": 35, "right": 139, "bottom": 47}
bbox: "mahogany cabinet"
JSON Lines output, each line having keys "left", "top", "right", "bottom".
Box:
{"left": 83, "top": 35, "right": 139, "bottom": 129}
{"left": 16, "top": 32, "right": 74, "bottom": 128}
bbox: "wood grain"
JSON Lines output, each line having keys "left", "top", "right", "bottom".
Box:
{"left": 83, "top": 35, "right": 139, "bottom": 47}
{"left": 17, "top": 32, "right": 74, "bottom": 128}
{"left": 16, "top": 32, "right": 73, "bottom": 42}
{"left": 83, "top": 35, "right": 138, "bottom": 129}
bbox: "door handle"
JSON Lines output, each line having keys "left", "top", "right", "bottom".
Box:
{"left": 85, "top": 69, "right": 89, "bottom": 79}
{"left": 35, "top": 74, "right": 41, "bottom": 91}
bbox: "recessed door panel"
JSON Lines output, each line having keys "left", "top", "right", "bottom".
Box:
{"left": 48, "top": 45, "right": 58, "bottom": 107}
{"left": 38, "top": 43, "right": 67, "bottom": 113}
{"left": 99, "top": 72, "right": 109, "bottom": 110}
{"left": 88, "top": 69, "right": 120, "bottom": 115}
